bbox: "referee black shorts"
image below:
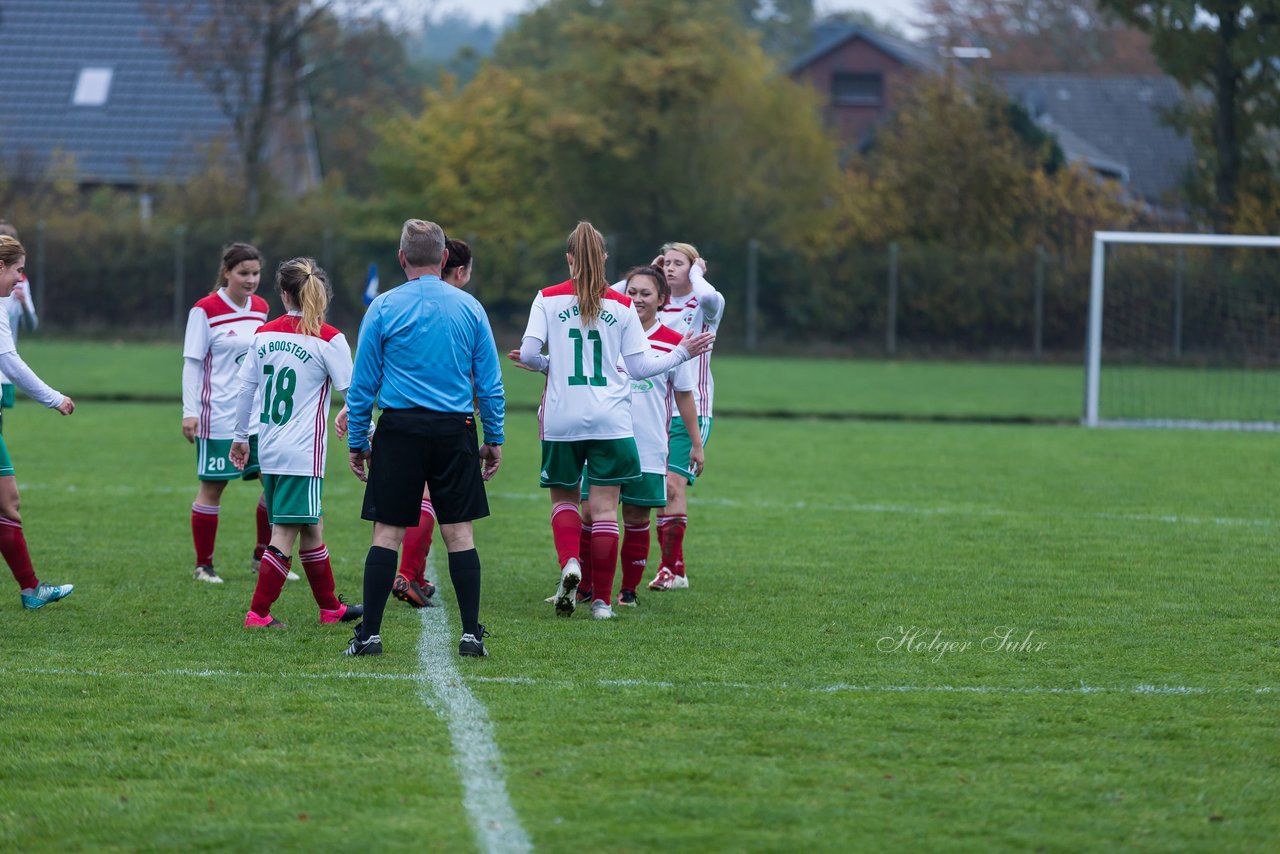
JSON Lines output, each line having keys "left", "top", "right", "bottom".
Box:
{"left": 361, "top": 409, "right": 490, "bottom": 527}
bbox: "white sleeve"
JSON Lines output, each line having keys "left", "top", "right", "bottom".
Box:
{"left": 324, "top": 333, "right": 354, "bottom": 393}
{"left": 688, "top": 265, "right": 724, "bottom": 326}
{"left": 521, "top": 294, "right": 548, "bottom": 344}
{"left": 0, "top": 351, "right": 63, "bottom": 409}
{"left": 232, "top": 345, "right": 260, "bottom": 443}
{"left": 610, "top": 280, "right": 627, "bottom": 294}
{"left": 182, "top": 308, "right": 209, "bottom": 360}
{"left": 623, "top": 345, "right": 689, "bottom": 380}
{"left": 519, "top": 336, "right": 549, "bottom": 373}
{"left": 182, "top": 357, "right": 204, "bottom": 418}
{"left": 618, "top": 306, "right": 649, "bottom": 358}
{"left": 672, "top": 355, "right": 698, "bottom": 392}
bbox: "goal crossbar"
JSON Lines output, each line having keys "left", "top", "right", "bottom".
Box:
{"left": 1084, "top": 231, "right": 1280, "bottom": 428}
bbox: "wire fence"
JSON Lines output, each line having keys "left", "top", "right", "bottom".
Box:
{"left": 23, "top": 219, "right": 1275, "bottom": 365}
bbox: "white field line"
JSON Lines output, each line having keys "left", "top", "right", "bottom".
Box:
{"left": 417, "top": 555, "right": 532, "bottom": 854}
{"left": 18, "top": 481, "right": 1276, "bottom": 530}
{"left": 1, "top": 666, "right": 1271, "bottom": 697}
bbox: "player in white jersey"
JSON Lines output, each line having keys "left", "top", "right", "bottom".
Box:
{"left": 181, "top": 243, "right": 280, "bottom": 584}
{"left": 0, "top": 235, "right": 76, "bottom": 610}
{"left": 0, "top": 221, "right": 38, "bottom": 433}
{"left": 515, "top": 222, "right": 714, "bottom": 620}
{"left": 578, "top": 266, "right": 703, "bottom": 608}
{"left": 649, "top": 242, "right": 724, "bottom": 592}
{"left": 231, "top": 258, "right": 362, "bottom": 628}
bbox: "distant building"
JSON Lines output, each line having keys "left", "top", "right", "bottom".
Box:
{"left": 995, "top": 73, "right": 1195, "bottom": 214}
{"left": 790, "top": 24, "right": 1195, "bottom": 214}
{"left": 787, "top": 22, "right": 945, "bottom": 153}
{"left": 0, "top": 0, "right": 320, "bottom": 196}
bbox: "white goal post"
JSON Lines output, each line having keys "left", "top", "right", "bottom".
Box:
{"left": 1085, "top": 230, "right": 1280, "bottom": 429}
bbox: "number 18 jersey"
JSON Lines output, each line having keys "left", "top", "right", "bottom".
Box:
{"left": 237, "top": 314, "right": 353, "bottom": 477}
{"left": 523, "top": 281, "right": 648, "bottom": 442}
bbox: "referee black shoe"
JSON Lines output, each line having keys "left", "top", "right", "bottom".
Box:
{"left": 459, "top": 625, "right": 489, "bottom": 657}
{"left": 342, "top": 623, "right": 382, "bottom": 657}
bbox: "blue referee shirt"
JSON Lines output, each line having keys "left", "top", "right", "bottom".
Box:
{"left": 346, "top": 275, "right": 505, "bottom": 450}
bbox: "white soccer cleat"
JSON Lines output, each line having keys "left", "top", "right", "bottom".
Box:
{"left": 670, "top": 572, "right": 689, "bottom": 590}
{"left": 193, "top": 565, "right": 224, "bottom": 584}
{"left": 647, "top": 567, "right": 675, "bottom": 592}
{"left": 591, "top": 599, "right": 614, "bottom": 620}
{"left": 553, "top": 558, "right": 581, "bottom": 617}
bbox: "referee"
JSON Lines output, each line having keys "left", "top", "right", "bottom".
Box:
{"left": 343, "top": 219, "right": 504, "bottom": 657}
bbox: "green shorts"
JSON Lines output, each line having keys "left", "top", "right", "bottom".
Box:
{"left": 197, "top": 435, "right": 260, "bottom": 481}
{"left": 0, "top": 431, "right": 13, "bottom": 477}
{"left": 1, "top": 383, "right": 14, "bottom": 409}
{"left": 579, "top": 470, "right": 666, "bottom": 507}
{"left": 668, "top": 416, "right": 712, "bottom": 484}
{"left": 541, "top": 438, "right": 640, "bottom": 488}
{"left": 262, "top": 474, "right": 324, "bottom": 526}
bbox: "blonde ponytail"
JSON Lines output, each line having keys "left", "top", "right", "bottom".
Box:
{"left": 277, "top": 257, "right": 330, "bottom": 337}
{"left": 566, "top": 221, "right": 607, "bottom": 326}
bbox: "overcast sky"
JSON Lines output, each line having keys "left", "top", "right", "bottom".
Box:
{"left": 415, "top": 1, "right": 925, "bottom": 34}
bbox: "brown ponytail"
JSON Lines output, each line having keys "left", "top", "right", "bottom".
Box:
{"left": 277, "top": 257, "right": 330, "bottom": 337}
{"left": 566, "top": 221, "right": 608, "bottom": 326}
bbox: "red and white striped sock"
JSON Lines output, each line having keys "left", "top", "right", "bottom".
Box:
{"left": 300, "top": 544, "right": 340, "bottom": 611}
{"left": 589, "top": 519, "right": 620, "bottom": 604}
{"left": 620, "top": 523, "right": 651, "bottom": 592}
{"left": 657, "top": 514, "right": 687, "bottom": 575}
{"left": 250, "top": 548, "right": 290, "bottom": 618}
{"left": 400, "top": 499, "right": 435, "bottom": 585}
{"left": 253, "top": 495, "right": 271, "bottom": 562}
{"left": 191, "top": 502, "right": 220, "bottom": 567}
{"left": 0, "top": 517, "right": 38, "bottom": 590}
{"left": 550, "top": 502, "right": 581, "bottom": 569}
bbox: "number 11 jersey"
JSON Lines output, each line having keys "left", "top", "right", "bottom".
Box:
{"left": 523, "top": 281, "right": 649, "bottom": 442}
{"left": 237, "top": 313, "right": 353, "bottom": 477}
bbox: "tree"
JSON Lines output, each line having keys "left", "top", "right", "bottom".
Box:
{"left": 491, "top": 0, "right": 838, "bottom": 251}
{"left": 736, "top": 0, "right": 814, "bottom": 55}
{"left": 145, "top": 0, "right": 349, "bottom": 216}
{"left": 1100, "top": 1, "right": 1280, "bottom": 230}
{"left": 921, "top": 0, "right": 1161, "bottom": 73}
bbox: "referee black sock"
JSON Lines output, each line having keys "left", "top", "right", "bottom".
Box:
{"left": 360, "top": 545, "right": 398, "bottom": 638}
{"left": 447, "top": 548, "right": 482, "bottom": 638}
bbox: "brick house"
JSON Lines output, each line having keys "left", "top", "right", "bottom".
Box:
{"left": 787, "top": 22, "right": 945, "bottom": 153}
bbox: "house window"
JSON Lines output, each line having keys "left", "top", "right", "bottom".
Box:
{"left": 72, "top": 67, "right": 114, "bottom": 107}
{"left": 832, "top": 71, "right": 884, "bottom": 106}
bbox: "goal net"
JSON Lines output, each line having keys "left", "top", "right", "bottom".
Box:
{"left": 1085, "top": 231, "right": 1280, "bottom": 430}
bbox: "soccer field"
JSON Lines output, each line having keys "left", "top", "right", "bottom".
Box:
{"left": 1, "top": 347, "right": 1278, "bottom": 850}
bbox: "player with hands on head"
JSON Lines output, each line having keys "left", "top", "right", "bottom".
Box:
{"left": 515, "top": 222, "right": 713, "bottom": 620}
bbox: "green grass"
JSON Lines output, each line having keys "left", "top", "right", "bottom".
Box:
{"left": 21, "top": 339, "right": 1091, "bottom": 418}
{"left": 1, "top": 346, "right": 1278, "bottom": 850}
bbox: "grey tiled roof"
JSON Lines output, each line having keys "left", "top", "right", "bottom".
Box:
{"left": 789, "top": 23, "right": 945, "bottom": 76}
{"left": 0, "top": 0, "right": 236, "bottom": 185}
{"left": 995, "top": 73, "right": 1195, "bottom": 207}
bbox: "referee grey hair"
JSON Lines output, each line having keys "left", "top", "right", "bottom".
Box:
{"left": 400, "top": 219, "right": 446, "bottom": 268}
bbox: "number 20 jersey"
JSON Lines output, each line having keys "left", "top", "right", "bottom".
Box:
{"left": 523, "top": 281, "right": 649, "bottom": 442}
{"left": 238, "top": 314, "right": 353, "bottom": 477}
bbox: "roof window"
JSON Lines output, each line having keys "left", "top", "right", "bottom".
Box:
{"left": 72, "top": 67, "right": 114, "bottom": 107}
